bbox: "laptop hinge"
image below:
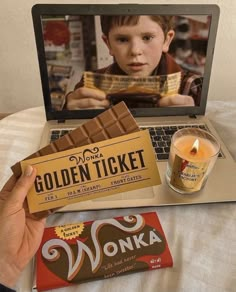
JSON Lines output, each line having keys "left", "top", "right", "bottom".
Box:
{"left": 189, "top": 114, "right": 197, "bottom": 119}
{"left": 57, "top": 119, "right": 66, "bottom": 123}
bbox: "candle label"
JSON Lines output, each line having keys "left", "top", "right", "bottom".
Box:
{"left": 170, "top": 154, "right": 209, "bottom": 192}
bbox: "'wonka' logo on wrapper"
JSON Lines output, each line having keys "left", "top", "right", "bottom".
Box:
{"left": 21, "top": 130, "right": 161, "bottom": 214}
{"left": 41, "top": 215, "right": 162, "bottom": 278}
{"left": 35, "top": 212, "right": 173, "bottom": 291}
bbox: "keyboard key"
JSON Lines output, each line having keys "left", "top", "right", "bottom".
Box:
{"left": 164, "top": 129, "right": 176, "bottom": 135}
{"left": 155, "top": 147, "right": 164, "bottom": 153}
{"left": 51, "top": 130, "right": 60, "bottom": 135}
{"left": 61, "top": 130, "right": 70, "bottom": 136}
{"left": 50, "top": 129, "right": 74, "bottom": 142}
{"left": 156, "top": 153, "right": 169, "bottom": 160}
{"left": 152, "top": 141, "right": 157, "bottom": 147}
{"left": 164, "top": 147, "right": 170, "bottom": 153}
{"left": 153, "top": 135, "right": 162, "bottom": 141}
{"left": 157, "top": 141, "right": 166, "bottom": 147}
{"left": 163, "top": 135, "right": 171, "bottom": 141}
{"left": 156, "top": 130, "right": 164, "bottom": 136}
{"left": 51, "top": 134, "right": 59, "bottom": 141}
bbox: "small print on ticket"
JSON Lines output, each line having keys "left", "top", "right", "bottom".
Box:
{"left": 21, "top": 130, "right": 161, "bottom": 213}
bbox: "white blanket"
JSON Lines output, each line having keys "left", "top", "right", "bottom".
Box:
{"left": 0, "top": 100, "right": 235, "bottom": 292}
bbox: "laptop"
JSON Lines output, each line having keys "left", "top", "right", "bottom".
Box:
{"left": 31, "top": 4, "right": 236, "bottom": 212}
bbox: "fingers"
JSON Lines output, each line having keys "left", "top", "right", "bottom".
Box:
{"left": 74, "top": 98, "right": 110, "bottom": 109}
{"left": 7, "top": 165, "right": 36, "bottom": 205}
{"left": 159, "top": 94, "right": 194, "bottom": 107}
{"left": 67, "top": 87, "right": 110, "bottom": 109}
{"left": 1, "top": 175, "right": 17, "bottom": 192}
{"left": 77, "top": 87, "right": 106, "bottom": 101}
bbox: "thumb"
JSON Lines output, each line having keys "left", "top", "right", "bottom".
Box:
{"left": 7, "top": 165, "right": 36, "bottom": 205}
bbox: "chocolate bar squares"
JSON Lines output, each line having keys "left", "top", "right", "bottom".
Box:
{"left": 11, "top": 102, "right": 140, "bottom": 178}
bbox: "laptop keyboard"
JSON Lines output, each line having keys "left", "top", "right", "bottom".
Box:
{"left": 49, "top": 124, "right": 223, "bottom": 161}
{"left": 140, "top": 124, "right": 218, "bottom": 160}
{"left": 50, "top": 129, "right": 73, "bottom": 142}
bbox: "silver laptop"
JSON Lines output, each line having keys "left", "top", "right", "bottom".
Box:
{"left": 31, "top": 4, "right": 236, "bottom": 212}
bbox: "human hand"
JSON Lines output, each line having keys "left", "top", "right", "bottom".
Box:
{"left": 66, "top": 87, "right": 110, "bottom": 110}
{"left": 0, "top": 166, "right": 46, "bottom": 288}
{"left": 158, "top": 94, "right": 194, "bottom": 107}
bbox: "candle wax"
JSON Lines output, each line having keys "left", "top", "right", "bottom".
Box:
{"left": 173, "top": 135, "right": 218, "bottom": 161}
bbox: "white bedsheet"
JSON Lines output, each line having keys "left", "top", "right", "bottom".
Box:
{"left": 0, "top": 100, "right": 235, "bottom": 292}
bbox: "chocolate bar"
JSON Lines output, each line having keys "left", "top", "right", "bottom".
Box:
{"left": 34, "top": 212, "right": 173, "bottom": 291}
{"left": 11, "top": 102, "right": 140, "bottom": 178}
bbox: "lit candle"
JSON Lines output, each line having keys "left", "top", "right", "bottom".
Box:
{"left": 173, "top": 135, "right": 217, "bottom": 161}
{"left": 190, "top": 138, "right": 199, "bottom": 155}
{"left": 166, "top": 128, "right": 220, "bottom": 194}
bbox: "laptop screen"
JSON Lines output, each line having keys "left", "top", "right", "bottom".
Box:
{"left": 32, "top": 4, "right": 219, "bottom": 120}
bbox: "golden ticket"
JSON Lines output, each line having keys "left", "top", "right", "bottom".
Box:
{"left": 84, "top": 71, "right": 181, "bottom": 96}
{"left": 21, "top": 130, "right": 161, "bottom": 213}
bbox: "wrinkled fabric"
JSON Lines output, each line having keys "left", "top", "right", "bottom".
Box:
{"left": 0, "top": 100, "right": 235, "bottom": 292}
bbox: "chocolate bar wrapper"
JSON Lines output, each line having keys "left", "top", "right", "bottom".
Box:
{"left": 34, "top": 212, "right": 173, "bottom": 291}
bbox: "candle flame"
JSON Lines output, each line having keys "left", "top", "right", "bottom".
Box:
{"left": 190, "top": 139, "right": 199, "bottom": 155}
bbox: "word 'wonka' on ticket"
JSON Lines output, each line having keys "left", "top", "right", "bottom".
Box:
{"left": 21, "top": 130, "right": 161, "bottom": 214}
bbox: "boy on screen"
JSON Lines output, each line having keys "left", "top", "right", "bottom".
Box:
{"left": 64, "top": 15, "right": 202, "bottom": 110}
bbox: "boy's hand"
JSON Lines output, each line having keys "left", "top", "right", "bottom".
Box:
{"left": 0, "top": 166, "right": 46, "bottom": 288}
{"left": 158, "top": 94, "right": 194, "bottom": 107}
{"left": 66, "top": 87, "right": 110, "bottom": 110}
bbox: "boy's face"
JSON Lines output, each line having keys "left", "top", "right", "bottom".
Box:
{"left": 103, "top": 16, "right": 175, "bottom": 77}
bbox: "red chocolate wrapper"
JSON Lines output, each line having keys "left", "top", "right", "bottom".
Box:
{"left": 35, "top": 212, "right": 173, "bottom": 291}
